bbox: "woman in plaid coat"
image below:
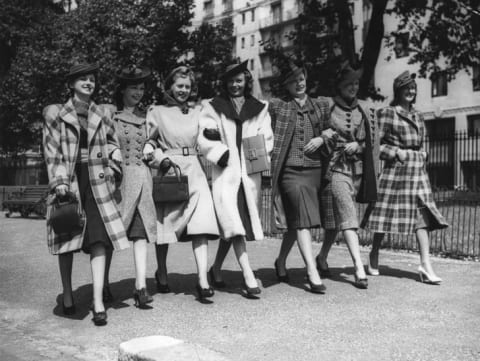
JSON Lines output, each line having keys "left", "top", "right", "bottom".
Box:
{"left": 43, "top": 63, "right": 129, "bottom": 325}
{"left": 362, "top": 71, "right": 448, "bottom": 284}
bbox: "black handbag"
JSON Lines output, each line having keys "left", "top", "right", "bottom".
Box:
{"left": 49, "top": 191, "right": 82, "bottom": 234}
{"left": 152, "top": 163, "right": 189, "bottom": 203}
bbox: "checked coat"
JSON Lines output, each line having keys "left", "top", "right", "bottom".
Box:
{"left": 269, "top": 96, "right": 331, "bottom": 230}
{"left": 361, "top": 105, "right": 448, "bottom": 234}
{"left": 43, "top": 99, "right": 130, "bottom": 254}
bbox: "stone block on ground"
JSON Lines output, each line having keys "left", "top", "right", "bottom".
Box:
{"left": 118, "top": 335, "right": 230, "bottom": 361}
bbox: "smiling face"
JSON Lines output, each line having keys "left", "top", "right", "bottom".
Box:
{"left": 338, "top": 79, "right": 359, "bottom": 102}
{"left": 399, "top": 82, "right": 417, "bottom": 104}
{"left": 122, "top": 83, "right": 145, "bottom": 108}
{"left": 285, "top": 72, "right": 307, "bottom": 98}
{"left": 170, "top": 75, "right": 191, "bottom": 104}
{"left": 227, "top": 73, "right": 246, "bottom": 97}
{"left": 71, "top": 73, "right": 96, "bottom": 99}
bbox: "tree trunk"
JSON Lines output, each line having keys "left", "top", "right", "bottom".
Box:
{"left": 333, "top": 0, "right": 357, "bottom": 67}
{"left": 359, "top": 0, "right": 388, "bottom": 99}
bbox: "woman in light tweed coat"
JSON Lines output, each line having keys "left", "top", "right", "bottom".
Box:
{"left": 43, "top": 63, "right": 129, "bottom": 325}
{"left": 362, "top": 71, "right": 448, "bottom": 284}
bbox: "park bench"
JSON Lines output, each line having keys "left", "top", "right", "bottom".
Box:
{"left": 2, "top": 185, "right": 49, "bottom": 218}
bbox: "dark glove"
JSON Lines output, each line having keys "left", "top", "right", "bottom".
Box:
{"left": 217, "top": 150, "right": 229, "bottom": 168}
{"left": 204, "top": 128, "right": 221, "bottom": 141}
{"left": 160, "top": 158, "right": 172, "bottom": 172}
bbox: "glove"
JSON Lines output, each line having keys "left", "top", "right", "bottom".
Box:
{"left": 55, "top": 184, "right": 69, "bottom": 197}
{"left": 217, "top": 150, "right": 229, "bottom": 168}
{"left": 160, "top": 158, "right": 172, "bottom": 172}
{"left": 203, "top": 128, "right": 221, "bottom": 141}
{"left": 143, "top": 143, "right": 155, "bottom": 160}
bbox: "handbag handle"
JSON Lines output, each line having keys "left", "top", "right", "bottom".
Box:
{"left": 54, "top": 191, "right": 78, "bottom": 206}
{"left": 163, "top": 162, "right": 183, "bottom": 181}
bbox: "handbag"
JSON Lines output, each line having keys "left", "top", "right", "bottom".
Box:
{"left": 48, "top": 191, "right": 82, "bottom": 234}
{"left": 152, "top": 163, "right": 189, "bottom": 203}
{"left": 243, "top": 134, "right": 269, "bottom": 175}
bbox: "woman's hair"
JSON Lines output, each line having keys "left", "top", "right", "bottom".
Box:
{"left": 67, "top": 72, "right": 99, "bottom": 99}
{"left": 220, "top": 70, "right": 253, "bottom": 98}
{"left": 113, "top": 80, "right": 146, "bottom": 110}
{"left": 164, "top": 66, "right": 197, "bottom": 101}
{"left": 390, "top": 81, "right": 417, "bottom": 106}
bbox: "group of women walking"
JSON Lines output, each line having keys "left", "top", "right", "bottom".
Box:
{"left": 43, "top": 58, "right": 448, "bottom": 326}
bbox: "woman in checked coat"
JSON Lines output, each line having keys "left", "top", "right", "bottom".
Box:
{"left": 362, "top": 71, "right": 448, "bottom": 284}
{"left": 43, "top": 62, "right": 129, "bottom": 326}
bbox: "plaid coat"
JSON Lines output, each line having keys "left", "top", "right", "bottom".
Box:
{"left": 43, "top": 99, "right": 130, "bottom": 254}
{"left": 362, "top": 106, "right": 448, "bottom": 234}
{"left": 269, "top": 96, "right": 330, "bottom": 230}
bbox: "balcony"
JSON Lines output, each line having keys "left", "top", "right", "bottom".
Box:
{"left": 258, "top": 10, "right": 298, "bottom": 30}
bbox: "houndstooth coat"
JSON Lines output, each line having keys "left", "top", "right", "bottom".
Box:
{"left": 43, "top": 99, "right": 130, "bottom": 254}
{"left": 361, "top": 106, "right": 448, "bottom": 234}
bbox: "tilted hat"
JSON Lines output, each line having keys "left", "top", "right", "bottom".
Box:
{"left": 393, "top": 70, "right": 416, "bottom": 91}
{"left": 116, "top": 65, "right": 151, "bottom": 83}
{"left": 279, "top": 62, "right": 306, "bottom": 86}
{"left": 221, "top": 60, "right": 249, "bottom": 80}
{"left": 335, "top": 61, "right": 362, "bottom": 87}
{"left": 66, "top": 62, "right": 99, "bottom": 80}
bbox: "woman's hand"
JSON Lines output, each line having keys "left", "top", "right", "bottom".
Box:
{"left": 111, "top": 148, "right": 123, "bottom": 164}
{"left": 304, "top": 137, "right": 324, "bottom": 155}
{"left": 143, "top": 143, "right": 155, "bottom": 160}
{"left": 55, "top": 184, "right": 69, "bottom": 197}
{"left": 396, "top": 149, "right": 407, "bottom": 162}
{"left": 344, "top": 141, "right": 361, "bottom": 155}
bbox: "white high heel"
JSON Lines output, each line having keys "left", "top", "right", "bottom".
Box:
{"left": 418, "top": 265, "right": 442, "bottom": 285}
{"left": 366, "top": 257, "right": 380, "bottom": 276}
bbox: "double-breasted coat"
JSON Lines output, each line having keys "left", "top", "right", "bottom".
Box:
{"left": 43, "top": 99, "right": 130, "bottom": 255}
{"left": 147, "top": 103, "right": 219, "bottom": 244}
{"left": 362, "top": 106, "right": 448, "bottom": 234}
{"left": 110, "top": 107, "right": 157, "bottom": 243}
{"left": 198, "top": 96, "right": 274, "bottom": 241}
{"left": 269, "top": 96, "right": 330, "bottom": 231}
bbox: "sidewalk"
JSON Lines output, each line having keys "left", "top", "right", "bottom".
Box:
{"left": 1, "top": 216, "right": 479, "bottom": 361}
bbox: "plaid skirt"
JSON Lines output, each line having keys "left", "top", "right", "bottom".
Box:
{"left": 279, "top": 167, "right": 322, "bottom": 229}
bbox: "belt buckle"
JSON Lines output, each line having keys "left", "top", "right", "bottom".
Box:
{"left": 182, "top": 147, "right": 189, "bottom": 156}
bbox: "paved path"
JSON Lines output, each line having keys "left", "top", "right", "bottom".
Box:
{"left": 1, "top": 215, "right": 479, "bottom": 361}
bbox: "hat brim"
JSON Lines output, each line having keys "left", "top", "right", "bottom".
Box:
{"left": 66, "top": 64, "right": 99, "bottom": 80}
{"left": 221, "top": 60, "right": 249, "bottom": 80}
{"left": 116, "top": 67, "right": 151, "bottom": 83}
{"left": 281, "top": 67, "right": 306, "bottom": 86}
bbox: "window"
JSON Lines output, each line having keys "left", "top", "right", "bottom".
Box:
{"left": 431, "top": 71, "right": 448, "bottom": 97}
{"left": 473, "top": 65, "right": 480, "bottom": 91}
{"left": 272, "top": 3, "right": 281, "bottom": 24}
{"left": 394, "top": 33, "right": 409, "bottom": 58}
{"left": 241, "top": 37, "right": 245, "bottom": 49}
{"left": 242, "top": 12, "right": 246, "bottom": 24}
{"left": 250, "top": 59, "right": 254, "bottom": 70}
{"left": 250, "top": 34, "right": 255, "bottom": 47}
{"left": 251, "top": 9, "right": 255, "bottom": 22}
{"left": 467, "top": 114, "right": 480, "bottom": 137}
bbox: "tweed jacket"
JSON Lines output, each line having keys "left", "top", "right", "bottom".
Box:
{"left": 362, "top": 106, "right": 448, "bottom": 234}
{"left": 269, "top": 96, "right": 331, "bottom": 230}
{"left": 43, "top": 99, "right": 130, "bottom": 254}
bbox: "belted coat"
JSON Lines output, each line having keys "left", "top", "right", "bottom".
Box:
{"left": 362, "top": 106, "right": 448, "bottom": 234}
{"left": 43, "top": 99, "right": 129, "bottom": 255}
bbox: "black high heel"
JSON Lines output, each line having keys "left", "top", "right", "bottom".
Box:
{"left": 196, "top": 284, "right": 214, "bottom": 300}
{"left": 242, "top": 282, "right": 261, "bottom": 298}
{"left": 274, "top": 259, "right": 290, "bottom": 283}
{"left": 133, "top": 288, "right": 153, "bottom": 308}
{"left": 353, "top": 274, "right": 368, "bottom": 289}
{"left": 208, "top": 267, "right": 226, "bottom": 288}
{"left": 155, "top": 271, "right": 171, "bottom": 294}
{"left": 316, "top": 258, "right": 332, "bottom": 279}
{"left": 62, "top": 301, "right": 76, "bottom": 315}
{"left": 102, "top": 286, "right": 114, "bottom": 303}
{"left": 90, "top": 304, "right": 107, "bottom": 326}
{"left": 307, "top": 276, "right": 326, "bottom": 294}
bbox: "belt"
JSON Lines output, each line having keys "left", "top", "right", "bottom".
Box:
{"left": 164, "top": 147, "right": 199, "bottom": 156}
{"left": 399, "top": 145, "right": 421, "bottom": 151}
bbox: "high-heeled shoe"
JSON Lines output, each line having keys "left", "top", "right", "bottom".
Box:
{"left": 196, "top": 284, "right": 215, "bottom": 300}
{"left": 353, "top": 274, "right": 368, "bottom": 289}
{"left": 316, "top": 258, "right": 332, "bottom": 279}
{"left": 242, "top": 281, "right": 261, "bottom": 298}
{"left": 133, "top": 288, "right": 153, "bottom": 308}
{"left": 366, "top": 255, "right": 380, "bottom": 276}
{"left": 418, "top": 266, "right": 442, "bottom": 285}
{"left": 307, "top": 276, "right": 326, "bottom": 294}
{"left": 102, "top": 286, "right": 114, "bottom": 303}
{"left": 274, "top": 259, "right": 290, "bottom": 283}
{"left": 208, "top": 267, "right": 226, "bottom": 288}
{"left": 62, "top": 301, "right": 76, "bottom": 316}
{"left": 155, "top": 271, "right": 171, "bottom": 294}
{"left": 90, "top": 304, "right": 107, "bottom": 326}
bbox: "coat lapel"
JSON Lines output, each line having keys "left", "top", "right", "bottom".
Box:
{"left": 395, "top": 106, "right": 419, "bottom": 133}
{"left": 87, "top": 103, "right": 103, "bottom": 146}
{"left": 59, "top": 99, "right": 80, "bottom": 133}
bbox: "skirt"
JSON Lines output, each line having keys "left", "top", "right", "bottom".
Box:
{"left": 127, "top": 209, "right": 148, "bottom": 240}
{"left": 279, "top": 166, "right": 322, "bottom": 229}
{"left": 75, "top": 162, "right": 113, "bottom": 253}
{"left": 329, "top": 172, "right": 362, "bottom": 231}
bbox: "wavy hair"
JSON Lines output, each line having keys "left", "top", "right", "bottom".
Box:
{"left": 220, "top": 70, "right": 254, "bottom": 98}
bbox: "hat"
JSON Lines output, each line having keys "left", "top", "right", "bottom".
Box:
{"left": 335, "top": 62, "right": 362, "bottom": 87}
{"left": 279, "top": 62, "right": 306, "bottom": 86}
{"left": 66, "top": 63, "right": 99, "bottom": 80}
{"left": 164, "top": 65, "right": 194, "bottom": 90}
{"left": 221, "top": 60, "right": 249, "bottom": 80}
{"left": 116, "top": 65, "right": 151, "bottom": 83}
{"left": 393, "top": 70, "right": 416, "bottom": 91}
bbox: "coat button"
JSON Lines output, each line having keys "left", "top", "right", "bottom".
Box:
{"left": 136, "top": 161, "right": 142, "bottom": 166}
{"left": 126, "top": 161, "right": 130, "bottom": 165}
{"left": 125, "top": 154, "right": 130, "bottom": 158}
{"left": 97, "top": 152, "right": 102, "bottom": 158}
{"left": 126, "top": 139, "right": 130, "bottom": 144}
{"left": 99, "top": 173, "right": 104, "bottom": 179}
{"left": 125, "top": 130, "right": 129, "bottom": 134}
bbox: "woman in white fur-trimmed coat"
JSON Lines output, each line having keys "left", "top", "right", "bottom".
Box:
{"left": 198, "top": 60, "right": 273, "bottom": 298}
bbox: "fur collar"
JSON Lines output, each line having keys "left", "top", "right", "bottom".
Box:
{"left": 210, "top": 95, "right": 265, "bottom": 122}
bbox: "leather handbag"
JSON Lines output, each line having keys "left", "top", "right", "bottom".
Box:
{"left": 152, "top": 163, "right": 189, "bottom": 203}
{"left": 48, "top": 191, "right": 82, "bottom": 234}
{"left": 243, "top": 134, "right": 269, "bottom": 175}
